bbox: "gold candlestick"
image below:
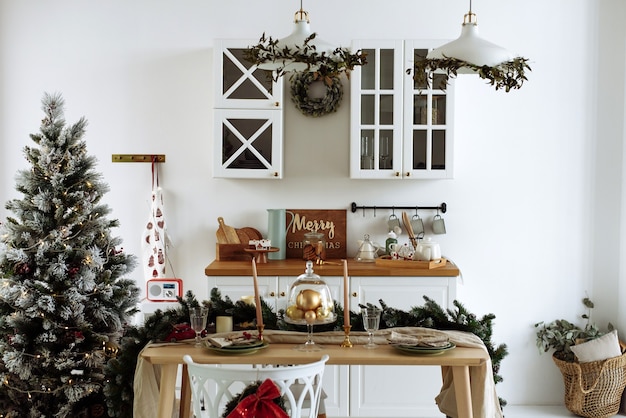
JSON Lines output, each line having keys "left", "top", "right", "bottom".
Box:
{"left": 341, "top": 325, "right": 353, "bottom": 348}
{"left": 257, "top": 324, "right": 265, "bottom": 341}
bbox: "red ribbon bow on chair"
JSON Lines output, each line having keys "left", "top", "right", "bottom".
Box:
{"left": 227, "top": 379, "right": 289, "bottom": 418}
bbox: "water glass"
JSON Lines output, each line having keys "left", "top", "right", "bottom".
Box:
{"left": 361, "top": 307, "right": 381, "bottom": 349}
{"left": 189, "top": 307, "right": 208, "bottom": 346}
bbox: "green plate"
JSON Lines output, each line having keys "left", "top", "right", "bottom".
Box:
{"left": 206, "top": 341, "right": 269, "bottom": 355}
{"left": 391, "top": 342, "right": 456, "bottom": 355}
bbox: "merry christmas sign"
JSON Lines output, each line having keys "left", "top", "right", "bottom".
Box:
{"left": 285, "top": 209, "right": 347, "bottom": 259}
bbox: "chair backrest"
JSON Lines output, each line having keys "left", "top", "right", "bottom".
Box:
{"left": 183, "top": 354, "right": 329, "bottom": 418}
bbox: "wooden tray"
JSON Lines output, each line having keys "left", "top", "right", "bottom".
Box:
{"left": 375, "top": 257, "right": 447, "bottom": 269}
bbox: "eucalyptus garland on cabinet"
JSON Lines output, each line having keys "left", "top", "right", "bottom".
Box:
{"left": 104, "top": 289, "right": 508, "bottom": 416}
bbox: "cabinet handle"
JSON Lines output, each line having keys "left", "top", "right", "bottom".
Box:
{"left": 269, "top": 292, "right": 276, "bottom": 297}
{"left": 352, "top": 292, "right": 358, "bottom": 297}
{"left": 280, "top": 291, "right": 286, "bottom": 297}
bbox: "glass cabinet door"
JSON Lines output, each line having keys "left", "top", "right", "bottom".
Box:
{"left": 213, "top": 109, "right": 282, "bottom": 178}
{"left": 214, "top": 39, "right": 282, "bottom": 109}
{"left": 350, "top": 40, "right": 404, "bottom": 179}
{"left": 403, "top": 41, "right": 454, "bottom": 179}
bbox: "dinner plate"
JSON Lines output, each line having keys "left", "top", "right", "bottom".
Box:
{"left": 391, "top": 342, "right": 456, "bottom": 355}
{"left": 206, "top": 341, "right": 269, "bottom": 355}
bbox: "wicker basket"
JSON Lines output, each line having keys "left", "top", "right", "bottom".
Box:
{"left": 553, "top": 351, "right": 626, "bottom": 418}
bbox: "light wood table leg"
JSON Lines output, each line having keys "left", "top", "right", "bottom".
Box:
{"left": 157, "top": 364, "right": 178, "bottom": 418}
{"left": 451, "top": 366, "right": 473, "bottom": 418}
{"left": 179, "top": 364, "right": 192, "bottom": 418}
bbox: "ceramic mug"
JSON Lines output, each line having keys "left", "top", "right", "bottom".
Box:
{"left": 432, "top": 214, "right": 446, "bottom": 234}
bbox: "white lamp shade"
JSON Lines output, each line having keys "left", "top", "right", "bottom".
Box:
{"left": 427, "top": 23, "right": 514, "bottom": 70}
{"left": 256, "top": 19, "right": 336, "bottom": 73}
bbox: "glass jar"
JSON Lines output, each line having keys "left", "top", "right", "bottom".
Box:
{"left": 302, "top": 231, "right": 326, "bottom": 261}
{"left": 284, "top": 261, "right": 336, "bottom": 326}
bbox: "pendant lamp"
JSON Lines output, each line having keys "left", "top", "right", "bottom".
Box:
{"left": 427, "top": 7, "right": 514, "bottom": 72}
{"left": 256, "top": 6, "right": 334, "bottom": 73}
{"left": 245, "top": 0, "right": 366, "bottom": 80}
{"left": 413, "top": 0, "right": 530, "bottom": 91}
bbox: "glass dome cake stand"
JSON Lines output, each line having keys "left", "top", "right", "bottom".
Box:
{"left": 284, "top": 261, "right": 336, "bottom": 351}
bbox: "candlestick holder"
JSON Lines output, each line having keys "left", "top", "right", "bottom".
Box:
{"left": 341, "top": 325, "right": 353, "bottom": 348}
{"left": 257, "top": 324, "right": 265, "bottom": 342}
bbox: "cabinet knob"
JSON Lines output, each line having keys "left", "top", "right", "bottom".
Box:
{"left": 395, "top": 172, "right": 400, "bottom": 177}
{"left": 269, "top": 292, "right": 276, "bottom": 297}
{"left": 273, "top": 172, "right": 279, "bottom": 177}
{"left": 280, "top": 291, "right": 286, "bottom": 297}
{"left": 352, "top": 292, "right": 358, "bottom": 297}
{"left": 405, "top": 172, "right": 411, "bottom": 177}
{"left": 274, "top": 101, "right": 280, "bottom": 107}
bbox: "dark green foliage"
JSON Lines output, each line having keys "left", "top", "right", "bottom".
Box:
{"left": 410, "top": 56, "right": 531, "bottom": 92}
{"left": 104, "top": 289, "right": 509, "bottom": 412}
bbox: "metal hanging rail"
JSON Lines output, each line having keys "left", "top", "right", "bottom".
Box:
{"left": 350, "top": 202, "right": 447, "bottom": 214}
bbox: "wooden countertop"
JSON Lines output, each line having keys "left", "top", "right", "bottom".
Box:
{"left": 205, "top": 258, "right": 460, "bottom": 277}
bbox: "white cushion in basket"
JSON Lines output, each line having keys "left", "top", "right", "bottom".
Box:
{"left": 570, "top": 329, "right": 621, "bottom": 363}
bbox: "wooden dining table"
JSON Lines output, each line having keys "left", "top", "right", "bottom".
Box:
{"left": 139, "top": 340, "right": 490, "bottom": 418}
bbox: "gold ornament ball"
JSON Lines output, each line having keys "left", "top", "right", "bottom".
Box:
{"left": 304, "top": 310, "right": 317, "bottom": 324}
{"left": 286, "top": 305, "right": 304, "bottom": 320}
{"left": 316, "top": 306, "right": 330, "bottom": 319}
{"left": 296, "top": 289, "right": 322, "bottom": 311}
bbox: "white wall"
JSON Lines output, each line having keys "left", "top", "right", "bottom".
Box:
{"left": 1, "top": 0, "right": 625, "bottom": 408}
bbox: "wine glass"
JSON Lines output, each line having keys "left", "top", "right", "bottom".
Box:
{"left": 380, "top": 136, "right": 390, "bottom": 169}
{"left": 189, "top": 307, "right": 208, "bottom": 347}
{"left": 361, "top": 307, "right": 381, "bottom": 349}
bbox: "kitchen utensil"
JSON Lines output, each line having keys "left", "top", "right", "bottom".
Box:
{"left": 413, "top": 236, "right": 442, "bottom": 261}
{"left": 267, "top": 209, "right": 295, "bottom": 260}
{"left": 355, "top": 234, "right": 380, "bottom": 262}
{"left": 217, "top": 217, "right": 240, "bottom": 244}
{"left": 402, "top": 211, "right": 418, "bottom": 248}
{"left": 432, "top": 214, "right": 447, "bottom": 234}
{"left": 411, "top": 213, "right": 425, "bottom": 237}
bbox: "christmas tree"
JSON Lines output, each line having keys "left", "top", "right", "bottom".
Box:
{"left": 0, "top": 93, "right": 140, "bottom": 417}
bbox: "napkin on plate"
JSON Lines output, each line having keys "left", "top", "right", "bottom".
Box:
{"left": 387, "top": 331, "right": 450, "bottom": 347}
{"left": 207, "top": 334, "right": 259, "bottom": 348}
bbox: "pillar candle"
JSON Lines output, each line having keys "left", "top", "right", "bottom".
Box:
{"left": 252, "top": 258, "right": 263, "bottom": 327}
{"left": 343, "top": 259, "right": 349, "bottom": 325}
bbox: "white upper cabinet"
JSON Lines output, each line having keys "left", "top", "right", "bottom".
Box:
{"left": 214, "top": 39, "right": 283, "bottom": 109}
{"left": 350, "top": 40, "right": 454, "bottom": 179}
{"left": 213, "top": 40, "right": 284, "bottom": 178}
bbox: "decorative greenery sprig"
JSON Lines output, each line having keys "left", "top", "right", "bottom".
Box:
{"left": 244, "top": 32, "right": 367, "bottom": 81}
{"left": 535, "top": 297, "right": 610, "bottom": 362}
{"left": 409, "top": 56, "right": 531, "bottom": 92}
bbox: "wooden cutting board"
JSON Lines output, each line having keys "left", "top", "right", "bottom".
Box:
{"left": 217, "top": 217, "right": 240, "bottom": 244}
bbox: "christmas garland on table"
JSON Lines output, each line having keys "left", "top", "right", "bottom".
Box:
{"left": 290, "top": 71, "right": 343, "bottom": 117}
{"left": 104, "top": 289, "right": 509, "bottom": 416}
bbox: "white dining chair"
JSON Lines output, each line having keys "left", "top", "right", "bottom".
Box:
{"left": 182, "top": 354, "right": 329, "bottom": 418}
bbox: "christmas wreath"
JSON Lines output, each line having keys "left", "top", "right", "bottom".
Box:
{"left": 222, "top": 379, "right": 288, "bottom": 418}
{"left": 290, "top": 72, "right": 343, "bottom": 117}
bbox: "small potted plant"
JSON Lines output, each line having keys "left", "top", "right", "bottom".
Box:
{"left": 535, "top": 298, "right": 626, "bottom": 418}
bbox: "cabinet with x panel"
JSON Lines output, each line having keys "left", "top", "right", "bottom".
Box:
{"left": 213, "top": 39, "right": 284, "bottom": 178}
